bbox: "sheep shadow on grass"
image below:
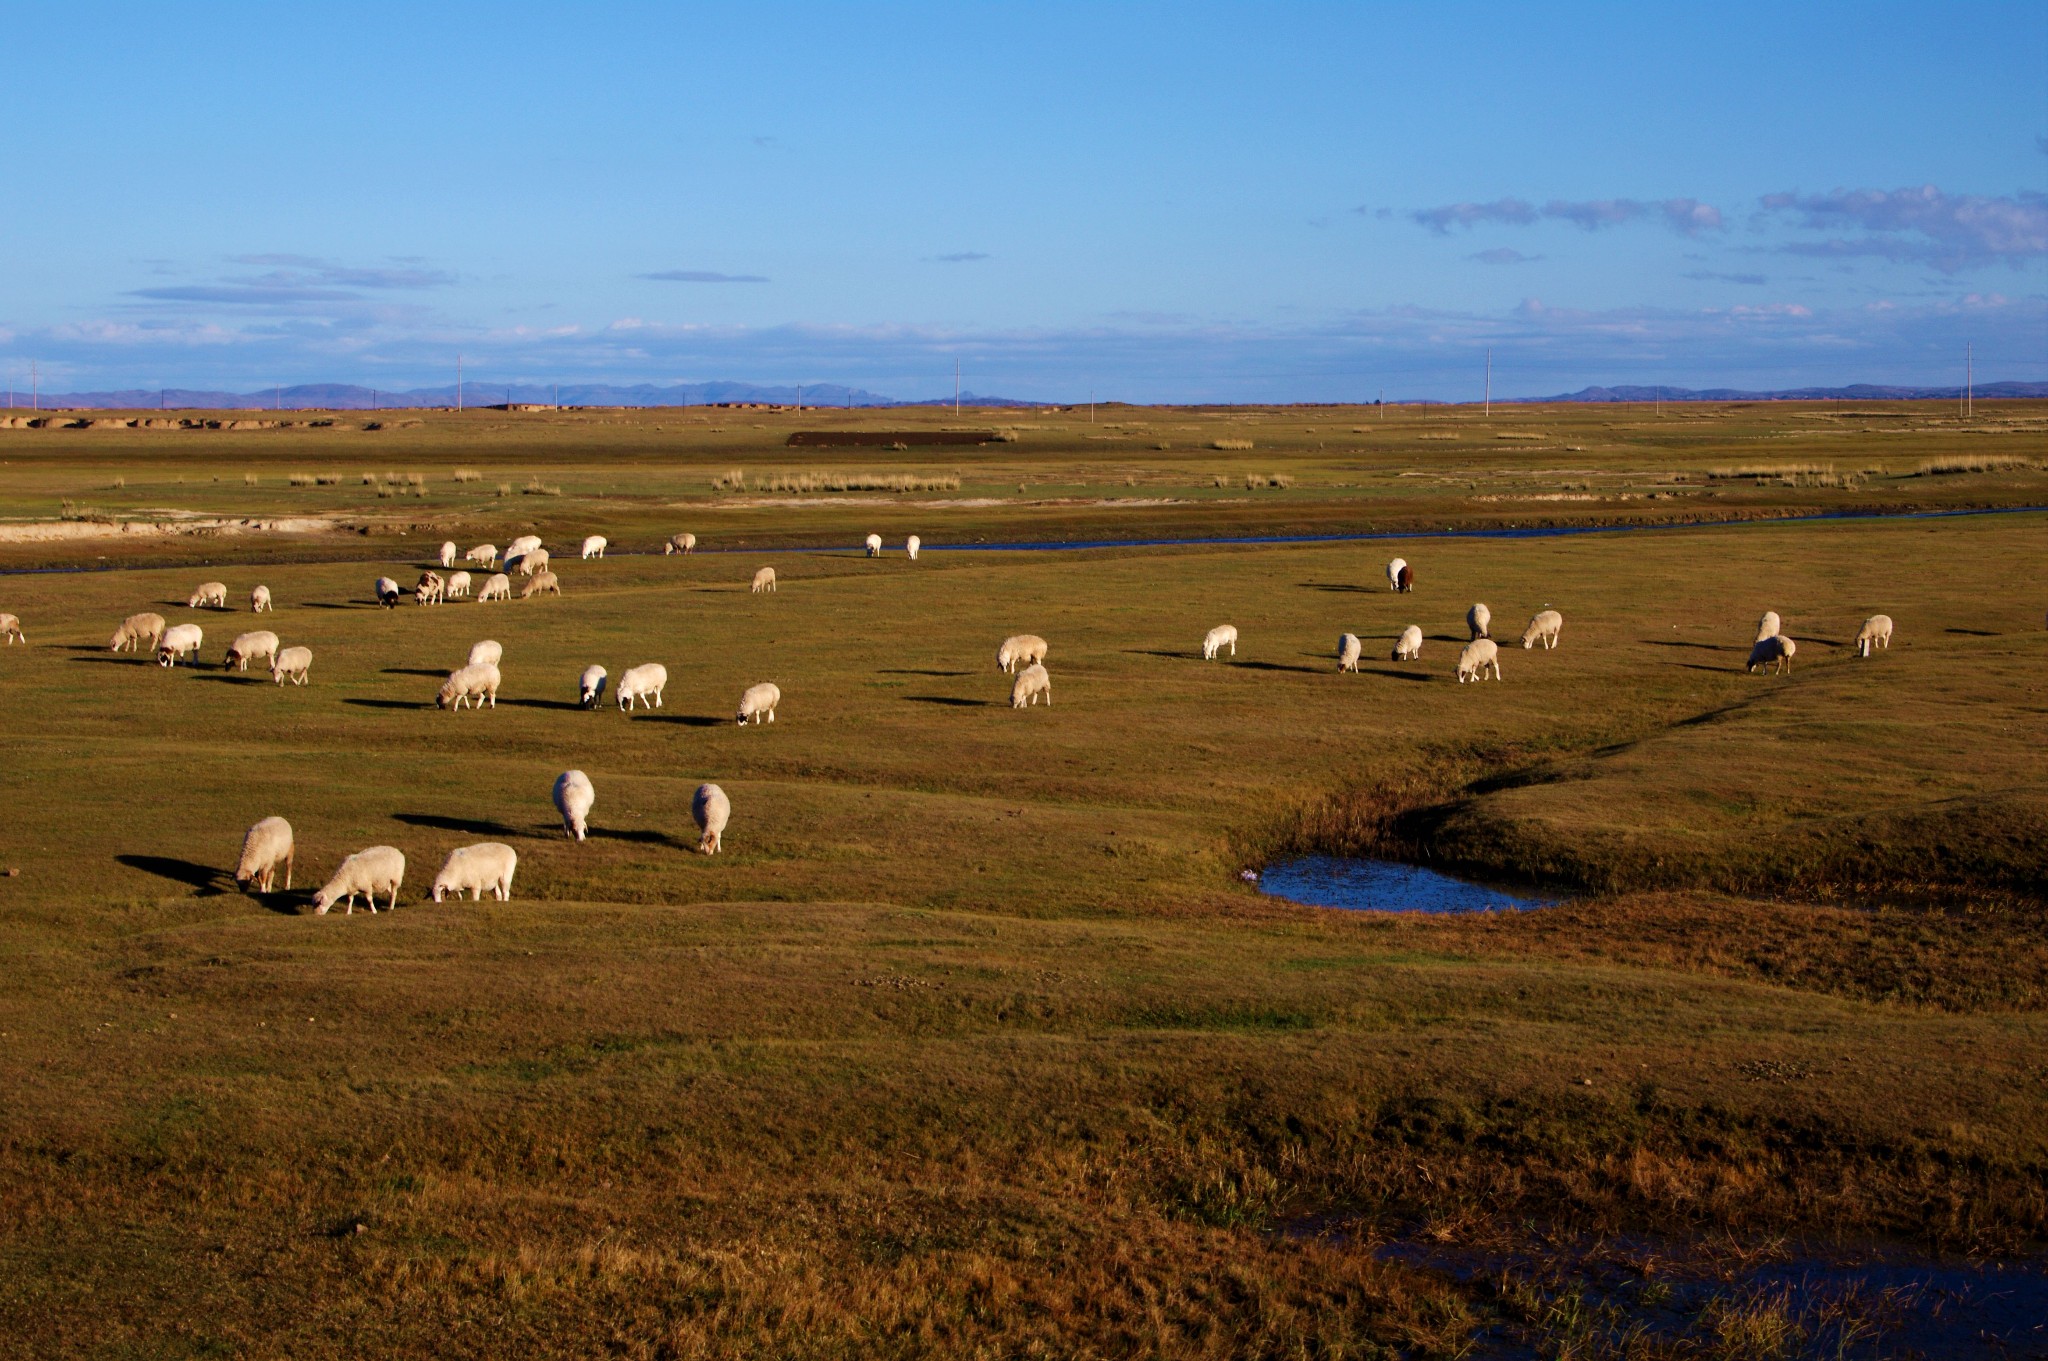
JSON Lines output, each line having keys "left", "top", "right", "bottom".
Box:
{"left": 1298, "top": 582, "right": 1376, "bottom": 594}
{"left": 589, "top": 826, "right": 690, "bottom": 848}
{"left": 1641, "top": 639, "right": 1729, "bottom": 651}
{"left": 1122, "top": 648, "right": 1199, "bottom": 661}
{"left": 879, "top": 668, "right": 971, "bottom": 677}
{"left": 382, "top": 667, "right": 450, "bottom": 678}
{"left": 635, "top": 713, "right": 727, "bottom": 727}
{"left": 67, "top": 655, "right": 148, "bottom": 666}
{"left": 1946, "top": 627, "right": 1998, "bottom": 637}
{"left": 116, "top": 854, "right": 231, "bottom": 896}
{"left": 906, "top": 695, "right": 994, "bottom": 707}
{"left": 393, "top": 812, "right": 521, "bottom": 838}
{"left": 1235, "top": 660, "right": 1324, "bottom": 675}
{"left": 344, "top": 698, "right": 429, "bottom": 710}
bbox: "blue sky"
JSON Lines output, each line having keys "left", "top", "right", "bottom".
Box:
{"left": 2, "top": 1, "right": 2042, "bottom": 401}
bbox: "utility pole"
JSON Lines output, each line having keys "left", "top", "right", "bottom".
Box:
{"left": 1966, "top": 342, "right": 1973, "bottom": 419}
{"left": 795, "top": 384, "right": 802, "bottom": 415}
{"left": 954, "top": 358, "right": 961, "bottom": 416}
{"left": 30, "top": 359, "right": 38, "bottom": 411}
{"left": 456, "top": 355, "right": 463, "bottom": 413}
{"left": 1088, "top": 389, "right": 1094, "bottom": 424}
{"left": 1483, "top": 348, "right": 1492, "bottom": 417}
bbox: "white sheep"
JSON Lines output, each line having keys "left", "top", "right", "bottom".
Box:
{"left": 110, "top": 611, "right": 166, "bottom": 652}
{"left": 1337, "top": 633, "right": 1362, "bottom": 672}
{"left": 271, "top": 645, "right": 312, "bottom": 685}
{"left": 311, "top": 845, "right": 405, "bottom": 915}
{"left": 223, "top": 630, "right": 281, "bottom": 672}
{"left": 1386, "top": 557, "right": 1408, "bottom": 592}
{"left": 693, "top": 783, "right": 730, "bottom": 855}
{"left": 415, "top": 571, "right": 445, "bottom": 605}
{"left": 1855, "top": 614, "right": 1893, "bottom": 658}
{"left": 506, "top": 534, "right": 543, "bottom": 560}
{"left": 996, "top": 634, "right": 1049, "bottom": 673}
{"left": 617, "top": 662, "right": 668, "bottom": 711}
{"left": 468, "top": 639, "right": 503, "bottom": 668}
{"left": 250, "top": 584, "right": 273, "bottom": 613}
{"left": 1011, "top": 662, "right": 1051, "bottom": 708}
{"left": 475, "top": 573, "right": 512, "bottom": 603}
{"left": 188, "top": 581, "right": 228, "bottom": 609}
{"left": 1202, "top": 624, "right": 1238, "bottom": 660}
{"left": 234, "top": 816, "right": 294, "bottom": 893}
{"left": 157, "top": 623, "right": 204, "bottom": 667}
{"left": 1466, "top": 603, "right": 1492, "bottom": 640}
{"left": 906, "top": 534, "right": 921, "bottom": 560}
{"left": 1457, "top": 638, "right": 1501, "bottom": 683}
{"left": 509, "top": 548, "right": 551, "bottom": 577}
{"left": 436, "top": 661, "right": 501, "bottom": 710}
{"left": 864, "top": 533, "right": 883, "bottom": 557}
{"left": 0, "top": 613, "right": 24, "bottom": 644}
{"left": 1747, "top": 634, "right": 1796, "bottom": 675}
{"left": 467, "top": 543, "right": 499, "bottom": 568}
{"left": 1521, "top": 610, "right": 1563, "bottom": 650}
{"left": 519, "top": 569, "right": 561, "bottom": 598}
{"left": 1755, "top": 611, "right": 1782, "bottom": 644}
{"left": 578, "top": 664, "right": 608, "bottom": 708}
{"left": 1392, "top": 625, "right": 1423, "bottom": 662}
{"left": 374, "top": 576, "right": 402, "bottom": 609}
{"left": 737, "top": 681, "right": 781, "bottom": 724}
{"left": 580, "top": 535, "right": 607, "bottom": 559}
{"left": 554, "top": 770, "right": 595, "bottom": 841}
{"left": 431, "top": 843, "right": 518, "bottom": 902}
{"left": 665, "top": 532, "right": 696, "bottom": 555}
{"left": 439, "top": 540, "right": 459, "bottom": 569}
{"left": 752, "top": 566, "right": 777, "bottom": 593}
{"left": 445, "top": 570, "right": 472, "bottom": 598}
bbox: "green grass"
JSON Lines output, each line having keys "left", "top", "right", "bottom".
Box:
{"left": 0, "top": 402, "right": 2044, "bottom": 1357}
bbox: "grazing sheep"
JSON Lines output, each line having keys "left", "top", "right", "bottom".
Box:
{"left": 1456, "top": 638, "right": 1501, "bottom": 683}
{"left": 432, "top": 843, "right": 518, "bottom": 902}
{"left": 554, "top": 770, "right": 595, "bottom": 841}
{"left": 438, "top": 540, "right": 458, "bottom": 569}
{"left": 415, "top": 571, "right": 445, "bottom": 605}
{"left": 580, "top": 535, "right": 607, "bottom": 559}
{"left": 1746, "top": 634, "right": 1797, "bottom": 675}
{"left": 579, "top": 665, "right": 608, "bottom": 708}
{"left": 864, "top": 533, "right": 883, "bottom": 557}
{"left": 693, "top": 783, "right": 730, "bottom": 855}
{"left": 1386, "top": 558, "right": 1407, "bottom": 592}
{"left": 1010, "top": 662, "right": 1051, "bottom": 708}
{"left": 234, "top": 816, "right": 295, "bottom": 894}
{"left": 665, "top": 532, "right": 697, "bottom": 555}
{"left": 519, "top": 569, "right": 561, "bottom": 599}
{"left": 188, "top": 581, "right": 229, "bottom": 609}
{"left": 751, "top": 566, "right": 777, "bottom": 593}
{"left": 1397, "top": 564, "right": 1413, "bottom": 593}
{"left": 1337, "top": 633, "right": 1362, "bottom": 672}
{"left": 466, "top": 543, "right": 498, "bottom": 568}
{"left": 271, "top": 645, "right": 312, "bottom": 685}
{"left": 1521, "top": 610, "right": 1564, "bottom": 650}
{"left": 1202, "top": 624, "right": 1238, "bottom": 660}
{"left": 436, "top": 661, "right": 501, "bottom": 710}
{"left": 737, "top": 681, "right": 781, "bottom": 725}
{"left": 374, "top": 576, "right": 402, "bottom": 609}
{"left": 223, "top": 630, "right": 281, "bottom": 672}
{"left": 906, "top": 535, "right": 921, "bottom": 560}
{"left": 0, "top": 613, "right": 23, "bottom": 644}
{"left": 445, "top": 570, "right": 472, "bottom": 599}
{"left": 509, "top": 548, "right": 551, "bottom": 578}
{"left": 506, "top": 534, "right": 543, "bottom": 560}
{"left": 1755, "top": 610, "right": 1782, "bottom": 644}
{"left": 110, "top": 611, "right": 166, "bottom": 652}
{"left": 250, "top": 585, "right": 273, "bottom": 613}
{"left": 1466, "top": 603, "right": 1492, "bottom": 640}
{"left": 996, "top": 634, "right": 1049, "bottom": 673}
{"left": 157, "top": 623, "right": 204, "bottom": 667}
{"left": 475, "top": 573, "right": 512, "bottom": 603}
{"left": 310, "top": 845, "right": 405, "bottom": 915}
{"left": 1855, "top": 614, "right": 1893, "bottom": 658}
{"left": 1392, "top": 625, "right": 1424, "bottom": 662}
{"left": 616, "top": 662, "right": 668, "bottom": 711}
{"left": 468, "top": 639, "right": 503, "bottom": 669}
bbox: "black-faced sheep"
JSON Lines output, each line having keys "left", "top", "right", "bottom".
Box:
{"left": 157, "top": 623, "right": 204, "bottom": 667}
{"left": 737, "top": 682, "right": 781, "bottom": 725}
{"left": 578, "top": 665, "right": 607, "bottom": 709}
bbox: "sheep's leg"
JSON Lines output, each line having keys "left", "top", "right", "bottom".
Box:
{"left": 285, "top": 852, "right": 293, "bottom": 891}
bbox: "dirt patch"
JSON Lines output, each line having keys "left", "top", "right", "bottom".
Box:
{"left": 0, "top": 516, "right": 340, "bottom": 544}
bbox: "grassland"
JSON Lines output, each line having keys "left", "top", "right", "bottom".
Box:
{"left": 0, "top": 401, "right": 2043, "bottom": 1357}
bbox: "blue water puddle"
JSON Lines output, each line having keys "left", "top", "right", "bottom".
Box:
{"left": 1255, "top": 855, "right": 1555, "bottom": 913}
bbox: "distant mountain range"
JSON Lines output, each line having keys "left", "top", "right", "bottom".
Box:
{"left": 1523, "top": 382, "right": 2048, "bottom": 403}
{"left": 10, "top": 379, "right": 2042, "bottom": 411}
{"left": 13, "top": 381, "right": 1041, "bottom": 411}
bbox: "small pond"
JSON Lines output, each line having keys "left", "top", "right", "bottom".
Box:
{"left": 1255, "top": 856, "right": 1555, "bottom": 913}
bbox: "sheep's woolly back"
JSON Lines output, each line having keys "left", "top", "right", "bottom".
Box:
{"left": 1855, "top": 614, "right": 1894, "bottom": 657}
{"left": 272, "top": 646, "right": 313, "bottom": 683}
{"left": 476, "top": 573, "right": 512, "bottom": 602}
{"left": 235, "top": 816, "right": 294, "bottom": 891}
{"left": 578, "top": 665, "right": 607, "bottom": 707}
{"left": 554, "top": 770, "right": 595, "bottom": 841}
{"left": 1386, "top": 558, "right": 1406, "bottom": 590}
{"left": 1392, "top": 625, "right": 1424, "bottom": 661}
{"left": 111, "top": 611, "right": 166, "bottom": 650}
{"left": 468, "top": 639, "right": 504, "bottom": 668}
{"left": 437, "top": 662, "right": 501, "bottom": 709}
{"left": 738, "top": 682, "right": 781, "bottom": 723}
{"left": 752, "top": 566, "right": 777, "bottom": 592}
{"left": 1755, "top": 611, "right": 1782, "bottom": 644}
{"left": 1010, "top": 663, "right": 1052, "bottom": 708}
{"left": 520, "top": 570, "right": 560, "bottom": 598}
{"left": 997, "top": 634, "right": 1049, "bottom": 673}
{"left": 1337, "top": 633, "right": 1362, "bottom": 671}
{"left": 693, "top": 783, "right": 731, "bottom": 854}
{"left": 1466, "top": 603, "right": 1492, "bottom": 640}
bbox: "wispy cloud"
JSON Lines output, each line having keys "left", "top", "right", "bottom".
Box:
{"left": 125, "top": 256, "right": 456, "bottom": 307}
{"left": 1470, "top": 247, "right": 1541, "bottom": 265}
{"left": 1756, "top": 185, "right": 2048, "bottom": 271}
{"left": 637, "top": 270, "right": 770, "bottom": 283}
{"left": 1683, "top": 270, "right": 1768, "bottom": 285}
{"left": 927, "top": 252, "right": 991, "bottom": 263}
{"left": 1413, "top": 196, "right": 1723, "bottom": 236}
